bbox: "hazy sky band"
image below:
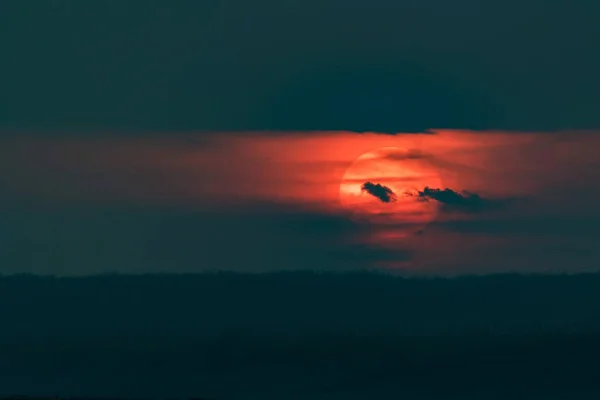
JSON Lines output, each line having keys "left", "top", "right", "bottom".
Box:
{"left": 1, "top": 129, "right": 599, "bottom": 275}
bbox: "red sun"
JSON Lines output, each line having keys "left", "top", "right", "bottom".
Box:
{"left": 339, "top": 147, "right": 443, "bottom": 235}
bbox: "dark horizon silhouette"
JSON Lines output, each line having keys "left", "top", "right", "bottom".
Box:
{"left": 1, "top": 271, "right": 600, "bottom": 398}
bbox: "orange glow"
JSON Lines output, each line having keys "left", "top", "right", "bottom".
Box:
{"left": 1, "top": 129, "right": 600, "bottom": 273}
{"left": 0, "top": 130, "right": 545, "bottom": 209}
{"left": 339, "top": 147, "right": 442, "bottom": 234}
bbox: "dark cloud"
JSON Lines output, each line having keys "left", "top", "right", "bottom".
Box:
{"left": 0, "top": 202, "right": 412, "bottom": 275}
{"left": 1, "top": 1, "right": 599, "bottom": 133}
{"left": 411, "top": 186, "right": 500, "bottom": 213}
{"left": 361, "top": 181, "right": 397, "bottom": 203}
{"left": 433, "top": 215, "right": 600, "bottom": 238}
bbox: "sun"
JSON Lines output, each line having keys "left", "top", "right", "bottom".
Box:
{"left": 339, "top": 147, "right": 442, "bottom": 235}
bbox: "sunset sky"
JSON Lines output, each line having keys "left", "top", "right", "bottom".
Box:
{"left": 1, "top": 129, "right": 599, "bottom": 275}
{"left": 1, "top": 1, "right": 599, "bottom": 276}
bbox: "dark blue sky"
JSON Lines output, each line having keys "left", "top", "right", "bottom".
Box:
{"left": 1, "top": 0, "right": 599, "bottom": 133}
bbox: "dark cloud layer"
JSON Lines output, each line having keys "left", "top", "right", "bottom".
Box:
{"left": 1, "top": 1, "right": 599, "bottom": 133}
{"left": 0, "top": 202, "right": 412, "bottom": 275}
{"left": 361, "top": 181, "right": 396, "bottom": 203}
{"left": 435, "top": 215, "right": 600, "bottom": 238}
{"left": 416, "top": 187, "right": 484, "bottom": 211}
{"left": 412, "top": 186, "right": 505, "bottom": 213}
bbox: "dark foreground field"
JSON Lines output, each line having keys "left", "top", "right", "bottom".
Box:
{"left": 1, "top": 271, "right": 600, "bottom": 399}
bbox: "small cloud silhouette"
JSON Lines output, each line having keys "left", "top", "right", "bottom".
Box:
{"left": 361, "top": 181, "right": 396, "bottom": 203}
{"left": 410, "top": 186, "right": 493, "bottom": 212}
